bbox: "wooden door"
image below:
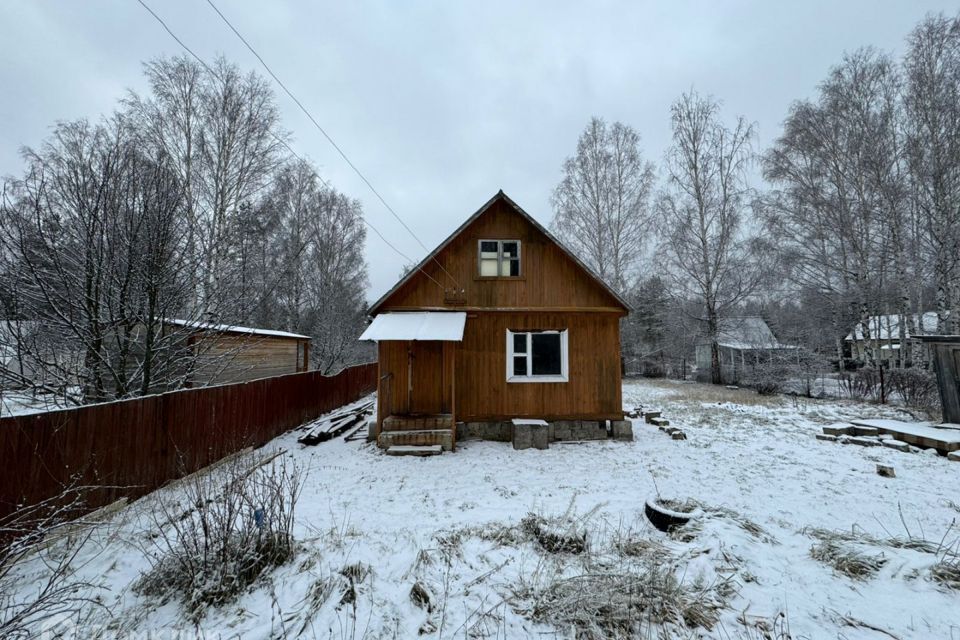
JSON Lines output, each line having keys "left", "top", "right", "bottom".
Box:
{"left": 409, "top": 341, "right": 444, "bottom": 415}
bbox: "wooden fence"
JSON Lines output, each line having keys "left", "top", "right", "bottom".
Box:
{"left": 0, "top": 362, "right": 376, "bottom": 526}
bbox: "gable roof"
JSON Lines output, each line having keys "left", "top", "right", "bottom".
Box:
{"left": 844, "top": 312, "right": 942, "bottom": 342}
{"left": 368, "top": 190, "right": 630, "bottom": 315}
{"left": 713, "top": 316, "right": 791, "bottom": 350}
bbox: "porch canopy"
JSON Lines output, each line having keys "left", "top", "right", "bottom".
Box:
{"left": 359, "top": 312, "right": 466, "bottom": 342}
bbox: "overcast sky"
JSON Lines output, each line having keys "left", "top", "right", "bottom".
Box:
{"left": 1, "top": 1, "right": 956, "bottom": 302}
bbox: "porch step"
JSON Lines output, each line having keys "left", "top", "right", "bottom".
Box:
{"left": 382, "top": 414, "right": 454, "bottom": 431}
{"left": 378, "top": 428, "right": 454, "bottom": 451}
{"left": 386, "top": 445, "right": 443, "bottom": 457}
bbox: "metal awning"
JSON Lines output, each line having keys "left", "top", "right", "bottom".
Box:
{"left": 358, "top": 312, "right": 467, "bottom": 342}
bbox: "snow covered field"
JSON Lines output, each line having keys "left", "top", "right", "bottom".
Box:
{"left": 8, "top": 379, "right": 960, "bottom": 639}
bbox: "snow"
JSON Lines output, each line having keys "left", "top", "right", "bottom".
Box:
{"left": 0, "top": 388, "right": 79, "bottom": 417}
{"left": 163, "top": 317, "right": 310, "bottom": 340}
{"left": 7, "top": 379, "right": 960, "bottom": 638}
{"left": 511, "top": 418, "right": 548, "bottom": 426}
{"left": 851, "top": 418, "right": 960, "bottom": 444}
{"left": 358, "top": 311, "right": 467, "bottom": 341}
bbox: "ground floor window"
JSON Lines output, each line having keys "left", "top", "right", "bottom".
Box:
{"left": 506, "top": 329, "right": 568, "bottom": 382}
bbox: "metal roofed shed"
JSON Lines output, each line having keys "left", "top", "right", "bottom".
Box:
{"left": 163, "top": 318, "right": 311, "bottom": 340}
{"left": 358, "top": 312, "right": 467, "bottom": 342}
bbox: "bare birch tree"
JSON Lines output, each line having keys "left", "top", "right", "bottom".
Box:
{"left": 127, "top": 55, "right": 286, "bottom": 317}
{"left": 764, "top": 49, "right": 913, "bottom": 367}
{"left": 259, "top": 159, "right": 370, "bottom": 373}
{"left": 551, "top": 117, "right": 655, "bottom": 293}
{"left": 657, "top": 91, "right": 766, "bottom": 384}
{"left": 903, "top": 13, "right": 960, "bottom": 334}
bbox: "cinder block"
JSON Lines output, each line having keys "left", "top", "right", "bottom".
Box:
{"left": 512, "top": 423, "right": 532, "bottom": 450}
{"left": 531, "top": 423, "right": 549, "bottom": 450}
{"left": 882, "top": 439, "right": 911, "bottom": 453}
{"left": 816, "top": 433, "right": 838, "bottom": 442}
{"left": 876, "top": 464, "right": 896, "bottom": 478}
{"left": 822, "top": 423, "right": 854, "bottom": 436}
{"left": 611, "top": 420, "right": 633, "bottom": 441}
{"left": 550, "top": 420, "right": 579, "bottom": 442}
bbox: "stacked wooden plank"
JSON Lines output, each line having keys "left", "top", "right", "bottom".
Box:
{"left": 817, "top": 419, "right": 960, "bottom": 457}
{"left": 297, "top": 400, "right": 375, "bottom": 446}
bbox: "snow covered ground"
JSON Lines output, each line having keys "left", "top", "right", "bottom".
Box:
{"left": 8, "top": 379, "right": 960, "bottom": 638}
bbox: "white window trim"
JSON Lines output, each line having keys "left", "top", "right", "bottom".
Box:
{"left": 505, "top": 329, "right": 569, "bottom": 383}
{"left": 478, "top": 239, "right": 521, "bottom": 277}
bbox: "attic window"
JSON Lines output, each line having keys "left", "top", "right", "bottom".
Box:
{"left": 478, "top": 240, "right": 520, "bottom": 277}
{"left": 506, "top": 329, "right": 568, "bottom": 383}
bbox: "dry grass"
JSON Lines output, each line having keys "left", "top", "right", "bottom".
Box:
{"left": 930, "top": 556, "right": 960, "bottom": 590}
{"left": 134, "top": 455, "right": 304, "bottom": 618}
{"left": 810, "top": 540, "right": 888, "bottom": 580}
{"left": 528, "top": 564, "right": 730, "bottom": 637}
{"left": 627, "top": 379, "right": 788, "bottom": 408}
{"left": 507, "top": 503, "right": 740, "bottom": 637}
{"left": 805, "top": 526, "right": 940, "bottom": 554}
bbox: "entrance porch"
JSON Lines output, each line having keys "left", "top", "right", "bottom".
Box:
{"left": 358, "top": 312, "right": 466, "bottom": 453}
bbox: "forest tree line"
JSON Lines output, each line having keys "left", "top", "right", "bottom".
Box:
{"left": 551, "top": 12, "right": 960, "bottom": 389}
{"left": 0, "top": 56, "right": 370, "bottom": 404}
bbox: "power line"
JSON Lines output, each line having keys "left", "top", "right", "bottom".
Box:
{"left": 202, "top": 0, "right": 461, "bottom": 290}
{"left": 133, "top": 0, "right": 446, "bottom": 292}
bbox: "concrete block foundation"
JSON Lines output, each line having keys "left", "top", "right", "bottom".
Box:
{"left": 458, "top": 418, "right": 629, "bottom": 448}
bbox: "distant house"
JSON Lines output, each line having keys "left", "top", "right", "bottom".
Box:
{"left": 2, "top": 317, "right": 311, "bottom": 398}
{"left": 162, "top": 319, "right": 311, "bottom": 386}
{"left": 844, "top": 312, "right": 940, "bottom": 365}
{"left": 694, "top": 316, "right": 795, "bottom": 383}
{"left": 360, "top": 190, "right": 630, "bottom": 452}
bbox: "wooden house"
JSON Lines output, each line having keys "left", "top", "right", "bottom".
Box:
{"left": 844, "top": 312, "right": 940, "bottom": 365}
{"left": 360, "top": 190, "right": 630, "bottom": 453}
{"left": 694, "top": 316, "right": 796, "bottom": 383}
{"left": 162, "top": 319, "right": 311, "bottom": 386}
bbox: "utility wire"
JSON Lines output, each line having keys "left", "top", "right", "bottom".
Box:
{"left": 203, "top": 0, "right": 462, "bottom": 290}
{"left": 134, "top": 0, "right": 446, "bottom": 291}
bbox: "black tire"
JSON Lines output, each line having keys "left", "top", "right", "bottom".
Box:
{"left": 644, "top": 498, "right": 699, "bottom": 533}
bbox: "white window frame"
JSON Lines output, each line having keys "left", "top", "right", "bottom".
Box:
{"left": 505, "top": 329, "right": 569, "bottom": 383}
{"left": 478, "top": 239, "right": 521, "bottom": 277}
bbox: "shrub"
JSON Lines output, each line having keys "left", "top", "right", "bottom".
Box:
{"left": 639, "top": 358, "right": 666, "bottom": 378}
{"left": 887, "top": 368, "right": 942, "bottom": 419}
{"left": 838, "top": 367, "right": 883, "bottom": 402}
{"left": 136, "top": 453, "right": 304, "bottom": 617}
{"left": 0, "top": 485, "right": 99, "bottom": 639}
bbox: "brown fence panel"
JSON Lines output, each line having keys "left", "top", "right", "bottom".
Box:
{"left": 0, "top": 362, "right": 376, "bottom": 527}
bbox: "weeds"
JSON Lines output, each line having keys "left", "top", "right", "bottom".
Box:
{"left": 135, "top": 453, "right": 304, "bottom": 618}
{"left": 810, "top": 539, "right": 888, "bottom": 580}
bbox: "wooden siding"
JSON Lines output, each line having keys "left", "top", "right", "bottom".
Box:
{"left": 377, "top": 312, "right": 622, "bottom": 424}
{"left": 930, "top": 342, "right": 960, "bottom": 423}
{"left": 377, "top": 198, "right": 626, "bottom": 313}
{"left": 191, "top": 334, "right": 308, "bottom": 386}
{"left": 377, "top": 340, "right": 455, "bottom": 419}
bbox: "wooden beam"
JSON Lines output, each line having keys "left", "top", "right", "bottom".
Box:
{"left": 379, "top": 306, "right": 626, "bottom": 314}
